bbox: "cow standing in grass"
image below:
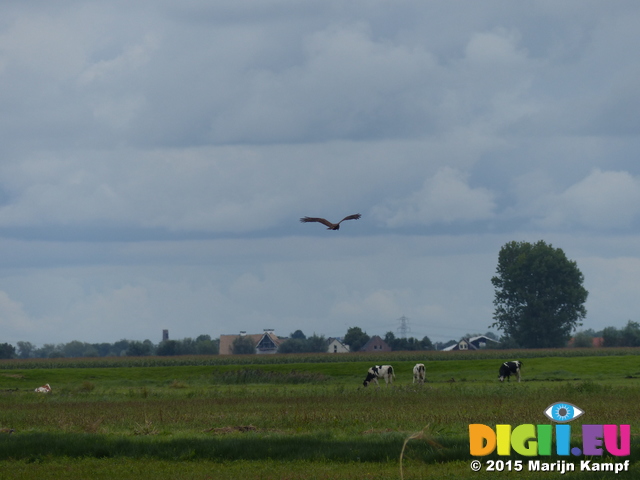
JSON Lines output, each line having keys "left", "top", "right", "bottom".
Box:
{"left": 363, "top": 365, "right": 395, "bottom": 387}
{"left": 499, "top": 361, "right": 523, "bottom": 382}
{"left": 413, "top": 363, "right": 426, "bottom": 384}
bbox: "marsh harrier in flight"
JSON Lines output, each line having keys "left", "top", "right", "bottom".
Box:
{"left": 300, "top": 213, "right": 361, "bottom": 230}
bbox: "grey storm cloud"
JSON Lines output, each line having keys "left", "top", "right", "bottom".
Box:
{"left": 1, "top": 1, "right": 640, "bottom": 345}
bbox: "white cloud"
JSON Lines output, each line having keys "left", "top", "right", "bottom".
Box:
{"left": 0, "top": 147, "right": 295, "bottom": 232}
{"left": 209, "top": 22, "right": 440, "bottom": 143}
{"left": 373, "top": 167, "right": 496, "bottom": 227}
{"left": 0, "top": 291, "right": 33, "bottom": 334}
{"left": 0, "top": 10, "right": 88, "bottom": 81}
{"left": 464, "top": 28, "right": 528, "bottom": 65}
{"left": 579, "top": 255, "right": 640, "bottom": 329}
{"left": 535, "top": 169, "right": 640, "bottom": 230}
{"left": 331, "top": 289, "right": 407, "bottom": 320}
{"left": 78, "top": 34, "right": 158, "bottom": 86}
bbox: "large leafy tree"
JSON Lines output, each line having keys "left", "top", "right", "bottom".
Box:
{"left": 16, "top": 341, "right": 35, "bottom": 359}
{"left": 343, "top": 327, "right": 370, "bottom": 352}
{"left": 278, "top": 334, "right": 327, "bottom": 353}
{"left": 491, "top": 240, "right": 588, "bottom": 348}
{"left": 384, "top": 332, "right": 433, "bottom": 351}
{"left": 0, "top": 343, "right": 15, "bottom": 359}
{"left": 231, "top": 336, "right": 256, "bottom": 355}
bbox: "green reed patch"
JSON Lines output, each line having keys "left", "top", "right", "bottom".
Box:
{"left": 211, "top": 368, "right": 330, "bottom": 384}
{"left": 2, "top": 347, "right": 640, "bottom": 371}
{"left": 2, "top": 430, "right": 639, "bottom": 471}
{"left": 0, "top": 431, "right": 452, "bottom": 463}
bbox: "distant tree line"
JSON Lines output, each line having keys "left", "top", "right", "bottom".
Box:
{"left": 601, "top": 321, "right": 640, "bottom": 347}
{"left": 0, "top": 335, "right": 219, "bottom": 359}
{"left": 0, "top": 343, "right": 15, "bottom": 359}
{"left": 277, "top": 330, "right": 328, "bottom": 354}
{"left": 4, "top": 320, "right": 636, "bottom": 360}
{"left": 339, "top": 326, "right": 434, "bottom": 352}
{"left": 384, "top": 332, "right": 433, "bottom": 351}
{"left": 155, "top": 335, "right": 219, "bottom": 356}
{"left": 570, "top": 321, "right": 640, "bottom": 348}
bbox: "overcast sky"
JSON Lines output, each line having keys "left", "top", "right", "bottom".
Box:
{"left": 1, "top": 1, "right": 640, "bottom": 346}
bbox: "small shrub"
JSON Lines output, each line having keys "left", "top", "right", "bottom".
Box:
{"left": 79, "top": 381, "right": 95, "bottom": 392}
{"left": 571, "top": 332, "right": 594, "bottom": 348}
{"left": 127, "top": 387, "right": 150, "bottom": 398}
{"left": 83, "top": 418, "right": 103, "bottom": 434}
{"left": 168, "top": 380, "right": 188, "bottom": 389}
{"left": 568, "top": 380, "right": 608, "bottom": 394}
{"left": 132, "top": 419, "right": 158, "bottom": 436}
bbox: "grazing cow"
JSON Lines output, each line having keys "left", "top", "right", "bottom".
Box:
{"left": 499, "top": 361, "right": 522, "bottom": 382}
{"left": 413, "top": 363, "right": 426, "bottom": 384}
{"left": 362, "top": 365, "right": 395, "bottom": 387}
{"left": 34, "top": 383, "right": 51, "bottom": 393}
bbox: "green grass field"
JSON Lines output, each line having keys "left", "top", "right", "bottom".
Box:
{"left": 1, "top": 350, "right": 639, "bottom": 479}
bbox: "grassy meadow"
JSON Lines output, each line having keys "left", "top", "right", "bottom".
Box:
{"left": 1, "top": 349, "right": 640, "bottom": 479}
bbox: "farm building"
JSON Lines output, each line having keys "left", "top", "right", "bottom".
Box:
{"left": 326, "top": 338, "right": 350, "bottom": 353}
{"left": 360, "top": 335, "right": 391, "bottom": 352}
{"left": 219, "top": 330, "right": 283, "bottom": 355}
{"left": 567, "top": 336, "right": 604, "bottom": 347}
{"left": 442, "top": 335, "right": 499, "bottom": 351}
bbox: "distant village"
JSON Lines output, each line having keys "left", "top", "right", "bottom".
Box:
{"left": 0, "top": 321, "right": 629, "bottom": 360}
{"left": 217, "top": 329, "right": 500, "bottom": 355}
{"left": 1, "top": 327, "right": 495, "bottom": 359}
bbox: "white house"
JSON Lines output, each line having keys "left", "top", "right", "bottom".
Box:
{"left": 442, "top": 335, "right": 500, "bottom": 351}
{"left": 326, "top": 338, "right": 350, "bottom": 353}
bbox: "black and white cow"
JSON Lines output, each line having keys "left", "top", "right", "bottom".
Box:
{"left": 413, "top": 363, "right": 426, "bottom": 384}
{"left": 363, "top": 365, "right": 395, "bottom": 387}
{"left": 499, "top": 361, "right": 522, "bottom": 382}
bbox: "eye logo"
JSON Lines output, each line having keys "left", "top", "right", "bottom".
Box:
{"left": 544, "top": 402, "right": 584, "bottom": 423}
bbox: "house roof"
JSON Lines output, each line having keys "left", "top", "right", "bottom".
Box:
{"left": 256, "top": 331, "right": 282, "bottom": 349}
{"left": 360, "top": 335, "right": 390, "bottom": 351}
{"left": 219, "top": 331, "right": 282, "bottom": 355}
{"left": 468, "top": 335, "right": 499, "bottom": 344}
{"left": 442, "top": 335, "right": 499, "bottom": 351}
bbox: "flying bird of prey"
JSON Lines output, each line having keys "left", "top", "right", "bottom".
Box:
{"left": 299, "top": 213, "right": 361, "bottom": 230}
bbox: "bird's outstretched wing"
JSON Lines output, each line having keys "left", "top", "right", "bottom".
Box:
{"left": 300, "top": 217, "right": 335, "bottom": 228}
{"left": 338, "top": 214, "right": 361, "bottom": 224}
